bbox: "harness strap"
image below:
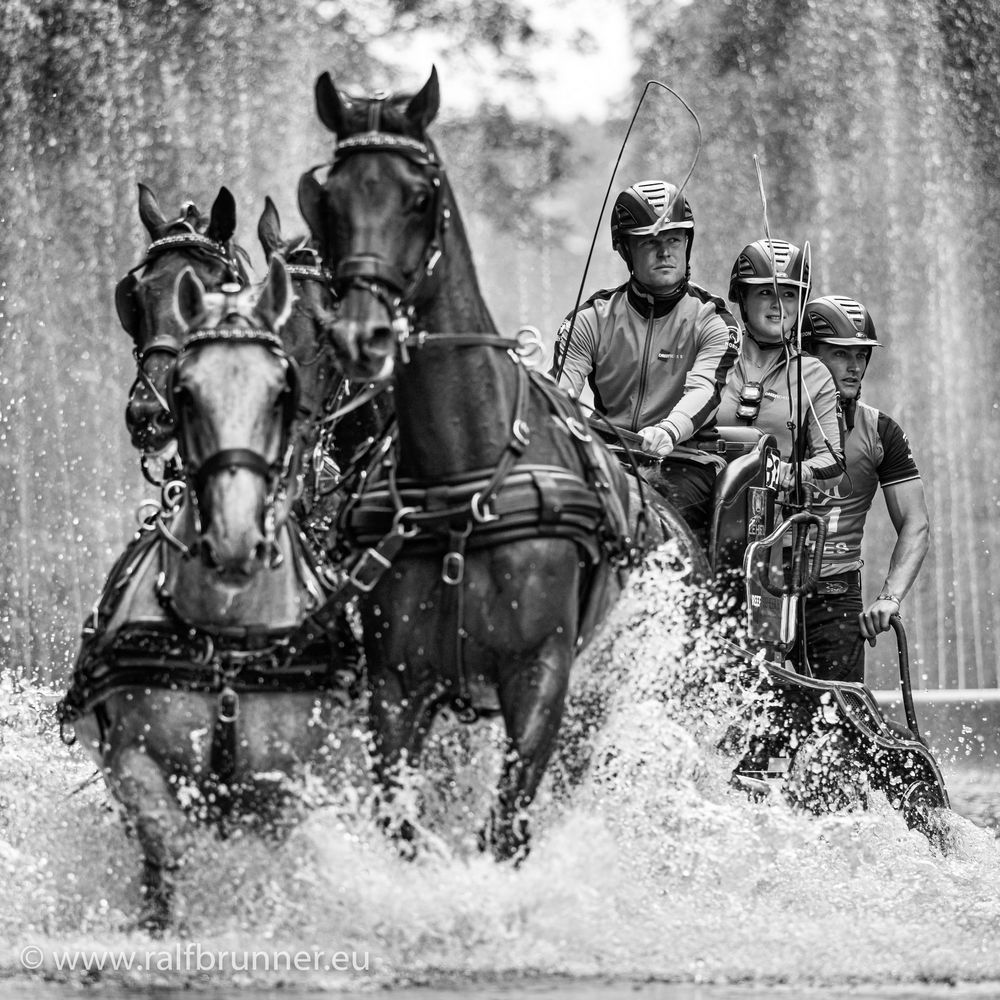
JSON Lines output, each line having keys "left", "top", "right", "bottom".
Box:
{"left": 440, "top": 524, "right": 476, "bottom": 721}
{"left": 210, "top": 682, "right": 239, "bottom": 807}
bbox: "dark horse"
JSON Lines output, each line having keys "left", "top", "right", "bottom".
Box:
{"left": 298, "top": 68, "right": 701, "bottom": 860}
{"left": 59, "top": 257, "right": 347, "bottom": 930}
{"left": 116, "top": 183, "right": 249, "bottom": 471}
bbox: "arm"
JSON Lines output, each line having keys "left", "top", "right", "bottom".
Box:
{"left": 858, "top": 478, "right": 930, "bottom": 640}
{"left": 655, "top": 307, "right": 739, "bottom": 446}
{"left": 778, "top": 364, "right": 844, "bottom": 490}
{"left": 550, "top": 310, "right": 598, "bottom": 398}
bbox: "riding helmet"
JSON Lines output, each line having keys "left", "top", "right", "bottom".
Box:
{"left": 801, "top": 295, "right": 881, "bottom": 355}
{"left": 610, "top": 180, "right": 695, "bottom": 266}
{"left": 728, "top": 239, "right": 811, "bottom": 303}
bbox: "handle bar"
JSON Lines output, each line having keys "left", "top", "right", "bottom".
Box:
{"left": 746, "top": 510, "right": 828, "bottom": 599}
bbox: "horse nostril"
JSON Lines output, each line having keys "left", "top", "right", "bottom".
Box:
{"left": 367, "top": 324, "right": 394, "bottom": 357}
{"left": 200, "top": 538, "right": 219, "bottom": 569}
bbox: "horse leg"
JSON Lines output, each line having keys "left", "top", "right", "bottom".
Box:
{"left": 486, "top": 637, "right": 572, "bottom": 864}
{"left": 103, "top": 746, "right": 192, "bottom": 932}
{"left": 367, "top": 669, "right": 438, "bottom": 857}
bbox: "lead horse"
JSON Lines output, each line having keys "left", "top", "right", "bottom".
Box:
{"left": 59, "top": 257, "right": 347, "bottom": 930}
{"left": 298, "top": 68, "right": 702, "bottom": 860}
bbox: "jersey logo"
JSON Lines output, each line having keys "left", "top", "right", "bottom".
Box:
{"left": 657, "top": 350, "right": 684, "bottom": 361}
{"left": 763, "top": 450, "right": 781, "bottom": 489}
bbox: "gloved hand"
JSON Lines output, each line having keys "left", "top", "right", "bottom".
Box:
{"left": 638, "top": 425, "right": 675, "bottom": 457}
{"left": 776, "top": 462, "right": 815, "bottom": 490}
{"left": 776, "top": 461, "right": 796, "bottom": 489}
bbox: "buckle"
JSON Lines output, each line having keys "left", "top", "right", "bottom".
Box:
{"left": 348, "top": 546, "right": 392, "bottom": 593}
{"left": 441, "top": 551, "right": 465, "bottom": 585}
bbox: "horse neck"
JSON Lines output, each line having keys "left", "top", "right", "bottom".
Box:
{"left": 394, "top": 201, "right": 520, "bottom": 480}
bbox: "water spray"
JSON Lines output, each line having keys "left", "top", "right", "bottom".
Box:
{"left": 552, "top": 81, "right": 703, "bottom": 386}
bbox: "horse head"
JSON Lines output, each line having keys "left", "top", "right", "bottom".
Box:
{"left": 170, "top": 254, "right": 297, "bottom": 582}
{"left": 118, "top": 183, "right": 248, "bottom": 459}
{"left": 257, "top": 196, "right": 338, "bottom": 424}
{"left": 298, "top": 67, "right": 448, "bottom": 381}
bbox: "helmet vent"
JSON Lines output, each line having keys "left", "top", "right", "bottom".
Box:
{"left": 829, "top": 295, "right": 867, "bottom": 331}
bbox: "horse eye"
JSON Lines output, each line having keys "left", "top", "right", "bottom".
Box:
{"left": 411, "top": 191, "right": 430, "bottom": 213}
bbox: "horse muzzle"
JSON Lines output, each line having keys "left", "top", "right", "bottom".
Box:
{"left": 126, "top": 398, "right": 176, "bottom": 452}
{"left": 329, "top": 316, "right": 396, "bottom": 382}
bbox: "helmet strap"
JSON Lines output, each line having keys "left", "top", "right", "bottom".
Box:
{"left": 842, "top": 395, "right": 858, "bottom": 431}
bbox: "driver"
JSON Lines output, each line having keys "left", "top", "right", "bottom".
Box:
{"left": 552, "top": 179, "right": 739, "bottom": 541}
{"left": 801, "top": 295, "right": 930, "bottom": 683}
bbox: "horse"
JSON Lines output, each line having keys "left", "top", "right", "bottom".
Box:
{"left": 257, "top": 196, "right": 395, "bottom": 691}
{"left": 256, "top": 196, "right": 392, "bottom": 530}
{"left": 297, "top": 68, "right": 703, "bottom": 861}
{"left": 115, "top": 183, "right": 249, "bottom": 477}
{"left": 59, "top": 256, "right": 349, "bottom": 930}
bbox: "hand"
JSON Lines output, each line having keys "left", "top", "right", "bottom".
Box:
{"left": 858, "top": 596, "right": 900, "bottom": 645}
{"left": 638, "top": 425, "right": 675, "bottom": 457}
{"left": 777, "top": 461, "right": 796, "bottom": 490}
{"left": 776, "top": 462, "right": 814, "bottom": 491}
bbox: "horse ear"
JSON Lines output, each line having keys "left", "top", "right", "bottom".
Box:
{"left": 297, "top": 172, "right": 327, "bottom": 253}
{"left": 315, "top": 72, "right": 346, "bottom": 135}
{"left": 207, "top": 186, "right": 237, "bottom": 244}
{"left": 137, "top": 182, "right": 168, "bottom": 239}
{"left": 258, "top": 196, "right": 282, "bottom": 262}
{"left": 405, "top": 66, "right": 440, "bottom": 132}
{"left": 173, "top": 267, "right": 207, "bottom": 332}
{"left": 255, "top": 254, "right": 294, "bottom": 333}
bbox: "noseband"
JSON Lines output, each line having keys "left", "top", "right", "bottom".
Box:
{"left": 323, "top": 127, "right": 451, "bottom": 331}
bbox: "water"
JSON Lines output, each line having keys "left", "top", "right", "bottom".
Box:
{"left": 4, "top": 561, "right": 1000, "bottom": 996}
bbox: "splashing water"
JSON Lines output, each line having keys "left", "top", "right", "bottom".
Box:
{"left": 3, "top": 554, "right": 1000, "bottom": 994}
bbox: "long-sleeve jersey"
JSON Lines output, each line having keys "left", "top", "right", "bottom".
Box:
{"left": 813, "top": 401, "right": 920, "bottom": 576}
{"left": 553, "top": 279, "right": 739, "bottom": 445}
{"left": 714, "top": 348, "right": 844, "bottom": 489}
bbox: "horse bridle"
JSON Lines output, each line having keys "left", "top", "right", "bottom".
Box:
{"left": 168, "top": 324, "right": 302, "bottom": 555}
{"left": 117, "top": 226, "right": 248, "bottom": 478}
{"left": 321, "top": 125, "right": 451, "bottom": 337}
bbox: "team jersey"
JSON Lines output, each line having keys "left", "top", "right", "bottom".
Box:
{"left": 553, "top": 279, "right": 738, "bottom": 445}
{"left": 714, "top": 347, "right": 844, "bottom": 488}
{"left": 814, "top": 401, "right": 920, "bottom": 575}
